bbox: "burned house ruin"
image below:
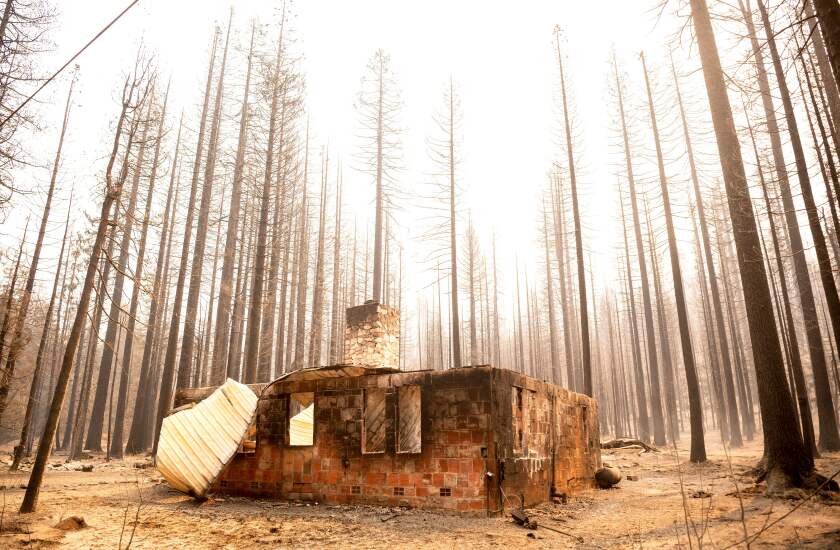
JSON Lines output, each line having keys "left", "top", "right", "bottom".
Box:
{"left": 172, "top": 301, "right": 601, "bottom": 515}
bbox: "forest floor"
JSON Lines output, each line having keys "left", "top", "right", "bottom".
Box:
{"left": 0, "top": 434, "right": 838, "bottom": 549}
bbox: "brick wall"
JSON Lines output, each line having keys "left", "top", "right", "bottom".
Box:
{"left": 491, "top": 369, "right": 601, "bottom": 509}
{"left": 216, "top": 367, "right": 492, "bottom": 514}
{"left": 213, "top": 366, "right": 600, "bottom": 515}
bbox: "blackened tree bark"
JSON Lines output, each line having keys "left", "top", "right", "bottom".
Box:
{"left": 641, "top": 53, "right": 705, "bottom": 459}
{"left": 111, "top": 84, "right": 170, "bottom": 458}
{"left": 556, "top": 29, "right": 591, "bottom": 397}
{"left": 542, "top": 204, "right": 561, "bottom": 384}
{"left": 620, "top": 196, "right": 650, "bottom": 442}
{"left": 757, "top": 0, "right": 840, "bottom": 451}
{"left": 550, "top": 176, "right": 575, "bottom": 389}
{"left": 308, "top": 152, "right": 328, "bottom": 369}
{"left": 644, "top": 200, "right": 679, "bottom": 444}
{"left": 689, "top": 0, "right": 813, "bottom": 491}
{"left": 0, "top": 222, "right": 27, "bottom": 398}
{"left": 672, "top": 56, "right": 743, "bottom": 446}
{"left": 812, "top": 0, "right": 840, "bottom": 89}
{"left": 744, "top": 109, "right": 818, "bottom": 457}
{"left": 86, "top": 101, "right": 151, "bottom": 452}
{"left": 328, "top": 167, "right": 343, "bottom": 364}
{"left": 125, "top": 115, "right": 181, "bottom": 454}
{"left": 11, "top": 197, "right": 72, "bottom": 469}
{"left": 805, "top": 0, "right": 840, "bottom": 131}
{"left": 613, "top": 54, "right": 662, "bottom": 443}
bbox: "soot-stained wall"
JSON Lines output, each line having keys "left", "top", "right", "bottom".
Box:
{"left": 213, "top": 366, "right": 600, "bottom": 515}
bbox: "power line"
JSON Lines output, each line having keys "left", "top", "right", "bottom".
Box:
{"left": 0, "top": 0, "right": 142, "bottom": 131}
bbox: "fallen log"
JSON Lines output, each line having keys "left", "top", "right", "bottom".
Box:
{"left": 511, "top": 509, "right": 583, "bottom": 543}
{"left": 600, "top": 438, "right": 659, "bottom": 453}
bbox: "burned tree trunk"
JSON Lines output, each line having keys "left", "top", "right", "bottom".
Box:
{"left": 111, "top": 85, "right": 169, "bottom": 458}
{"left": 672, "top": 56, "right": 742, "bottom": 447}
{"left": 211, "top": 23, "right": 254, "bottom": 385}
{"left": 21, "top": 71, "right": 143, "bottom": 513}
{"left": 614, "top": 56, "right": 661, "bottom": 443}
{"left": 11, "top": 199, "right": 72, "bottom": 469}
{"left": 125, "top": 117, "right": 181, "bottom": 454}
{"left": 641, "top": 53, "right": 705, "bottom": 459}
{"left": 328, "top": 168, "right": 343, "bottom": 364}
{"left": 550, "top": 175, "right": 575, "bottom": 389}
{"left": 805, "top": 0, "right": 840, "bottom": 129}
{"left": 620, "top": 197, "right": 649, "bottom": 442}
{"left": 178, "top": 17, "right": 231, "bottom": 388}
{"left": 86, "top": 103, "right": 151, "bottom": 452}
{"left": 542, "top": 205, "right": 560, "bottom": 383}
{"left": 689, "top": 0, "right": 813, "bottom": 490}
{"left": 308, "top": 152, "right": 329, "bottom": 369}
{"left": 556, "top": 30, "right": 591, "bottom": 396}
{"left": 812, "top": 0, "right": 840, "bottom": 89}
{"left": 757, "top": 0, "right": 840, "bottom": 451}
{"left": 644, "top": 201, "right": 679, "bottom": 444}
{"left": 745, "top": 110, "right": 818, "bottom": 455}
{"left": 244, "top": 32, "right": 285, "bottom": 383}
{"left": 0, "top": 77, "right": 74, "bottom": 425}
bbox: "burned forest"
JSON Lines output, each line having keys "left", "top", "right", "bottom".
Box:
{"left": 0, "top": 0, "right": 839, "bottom": 548}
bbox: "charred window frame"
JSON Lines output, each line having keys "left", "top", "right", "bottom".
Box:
{"left": 363, "top": 388, "right": 386, "bottom": 454}
{"left": 397, "top": 385, "right": 421, "bottom": 453}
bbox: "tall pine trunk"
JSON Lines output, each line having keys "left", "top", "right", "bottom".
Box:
{"left": 11, "top": 198, "right": 72, "bottom": 468}
{"left": 86, "top": 104, "right": 151, "bottom": 452}
{"left": 178, "top": 17, "right": 231, "bottom": 388}
{"left": 641, "top": 54, "right": 705, "bottom": 460}
{"left": 672, "top": 56, "right": 743, "bottom": 447}
{"left": 111, "top": 86, "right": 169, "bottom": 458}
{"left": 21, "top": 72, "right": 141, "bottom": 512}
{"left": 328, "top": 167, "right": 343, "bottom": 364}
{"left": 812, "top": 0, "right": 840, "bottom": 89}
{"left": 125, "top": 117, "right": 181, "bottom": 454}
{"left": 757, "top": 0, "right": 840, "bottom": 451}
{"left": 614, "top": 58, "right": 657, "bottom": 443}
{"left": 309, "top": 152, "right": 329, "bottom": 369}
{"left": 0, "top": 77, "right": 74, "bottom": 424}
{"left": 620, "top": 197, "right": 649, "bottom": 441}
{"left": 555, "top": 32, "right": 591, "bottom": 396}
{"left": 211, "top": 23, "right": 255, "bottom": 384}
{"left": 244, "top": 33, "right": 285, "bottom": 383}
{"left": 689, "top": 0, "right": 812, "bottom": 491}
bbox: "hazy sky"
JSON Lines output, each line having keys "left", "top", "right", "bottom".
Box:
{"left": 6, "top": 0, "right": 744, "bottom": 321}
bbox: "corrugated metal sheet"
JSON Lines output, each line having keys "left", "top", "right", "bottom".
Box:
{"left": 156, "top": 378, "right": 258, "bottom": 498}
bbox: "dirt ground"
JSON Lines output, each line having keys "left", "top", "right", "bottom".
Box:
{"left": 0, "top": 434, "right": 838, "bottom": 549}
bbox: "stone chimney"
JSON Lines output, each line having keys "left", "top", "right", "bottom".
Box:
{"left": 344, "top": 301, "right": 400, "bottom": 369}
